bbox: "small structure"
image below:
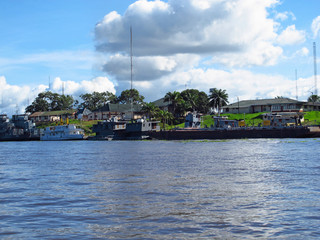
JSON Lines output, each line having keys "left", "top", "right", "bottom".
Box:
{"left": 262, "top": 112, "right": 304, "bottom": 127}
{"left": 222, "top": 98, "right": 306, "bottom": 114}
{"left": 88, "top": 103, "right": 143, "bottom": 121}
{"left": 184, "top": 112, "right": 201, "bottom": 128}
{"left": 29, "top": 110, "right": 76, "bottom": 123}
{"left": 77, "top": 108, "right": 92, "bottom": 121}
{"left": 213, "top": 116, "right": 239, "bottom": 128}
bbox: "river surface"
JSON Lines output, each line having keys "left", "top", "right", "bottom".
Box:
{"left": 1, "top": 139, "right": 320, "bottom": 239}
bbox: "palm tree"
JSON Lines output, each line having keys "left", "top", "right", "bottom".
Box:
{"left": 156, "top": 110, "right": 173, "bottom": 130}
{"left": 141, "top": 102, "right": 159, "bottom": 120}
{"left": 209, "top": 88, "right": 229, "bottom": 115}
{"left": 164, "top": 91, "right": 183, "bottom": 116}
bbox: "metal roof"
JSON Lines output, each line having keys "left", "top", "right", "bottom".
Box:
{"left": 222, "top": 98, "right": 302, "bottom": 109}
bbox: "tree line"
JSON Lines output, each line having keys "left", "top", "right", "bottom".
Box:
{"left": 25, "top": 88, "right": 229, "bottom": 125}
{"left": 25, "top": 88, "right": 229, "bottom": 113}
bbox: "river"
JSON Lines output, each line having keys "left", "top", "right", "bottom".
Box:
{"left": 1, "top": 139, "right": 320, "bottom": 239}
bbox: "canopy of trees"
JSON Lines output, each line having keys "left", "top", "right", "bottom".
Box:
{"left": 25, "top": 92, "right": 75, "bottom": 113}
{"left": 117, "top": 89, "right": 145, "bottom": 104}
{"left": 79, "top": 91, "right": 117, "bottom": 111}
{"left": 25, "top": 88, "right": 230, "bottom": 126}
{"left": 308, "top": 94, "right": 320, "bottom": 103}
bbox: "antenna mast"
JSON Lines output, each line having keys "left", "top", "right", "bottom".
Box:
{"left": 130, "top": 26, "right": 133, "bottom": 91}
{"left": 130, "top": 26, "right": 134, "bottom": 120}
{"left": 314, "top": 42, "right": 318, "bottom": 96}
{"left": 295, "top": 69, "right": 298, "bottom": 100}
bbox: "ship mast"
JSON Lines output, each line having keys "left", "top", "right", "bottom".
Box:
{"left": 314, "top": 42, "right": 318, "bottom": 96}
{"left": 130, "top": 26, "right": 133, "bottom": 119}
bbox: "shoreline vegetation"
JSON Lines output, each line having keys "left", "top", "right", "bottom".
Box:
{"left": 36, "top": 112, "right": 320, "bottom": 136}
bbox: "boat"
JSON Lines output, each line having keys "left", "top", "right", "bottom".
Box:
{"left": 0, "top": 114, "right": 40, "bottom": 141}
{"left": 40, "top": 124, "right": 84, "bottom": 141}
{"left": 149, "top": 112, "right": 317, "bottom": 140}
{"left": 90, "top": 117, "right": 160, "bottom": 140}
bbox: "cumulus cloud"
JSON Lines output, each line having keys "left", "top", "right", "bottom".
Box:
{"left": 277, "top": 25, "right": 306, "bottom": 45}
{"left": 95, "top": 0, "right": 284, "bottom": 82}
{"left": 0, "top": 76, "right": 116, "bottom": 115}
{"left": 137, "top": 68, "right": 316, "bottom": 104}
{"left": 275, "top": 11, "right": 296, "bottom": 21}
{"left": 311, "top": 16, "right": 320, "bottom": 39}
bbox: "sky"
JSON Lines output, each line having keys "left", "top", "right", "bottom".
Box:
{"left": 0, "top": 0, "right": 320, "bottom": 115}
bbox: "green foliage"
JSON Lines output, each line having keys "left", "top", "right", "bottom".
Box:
{"left": 141, "top": 102, "right": 159, "bottom": 120}
{"left": 79, "top": 91, "right": 116, "bottom": 111}
{"left": 117, "top": 89, "right": 144, "bottom": 104}
{"left": 307, "top": 94, "right": 320, "bottom": 103}
{"left": 25, "top": 91, "right": 75, "bottom": 113}
{"left": 209, "top": 88, "right": 229, "bottom": 114}
{"left": 180, "top": 89, "right": 209, "bottom": 113}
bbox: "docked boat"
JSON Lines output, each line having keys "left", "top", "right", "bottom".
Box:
{"left": 40, "top": 124, "right": 84, "bottom": 141}
{"left": 0, "top": 114, "right": 40, "bottom": 141}
{"left": 90, "top": 117, "right": 160, "bottom": 140}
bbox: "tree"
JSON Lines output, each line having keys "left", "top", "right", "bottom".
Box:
{"left": 209, "top": 88, "right": 229, "bottom": 115}
{"left": 156, "top": 110, "right": 173, "bottom": 129}
{"left": 308, "top": 94, "right": 320, "bottom": 103}
{"left": 164, "top": 91, "right": 183, "bottom": 117}
{"left": 79, "top": 91, "right": 117, "bottom": 111}
{"left": 117, "top": 89, "right": 145, "bottom": 104}
{"left": 141, "top": 102, "right": 159, "bottom": 120}
{"left": 180, "top": 89, "right": 209, "bottom": 113}
{"left": 25, "top": 91, "right": 75, "bottom": 114}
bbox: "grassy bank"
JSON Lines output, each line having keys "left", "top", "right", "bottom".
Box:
{"left": 36, "top": 120, "right": 99, "bottom": 136}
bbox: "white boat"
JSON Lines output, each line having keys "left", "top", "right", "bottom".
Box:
{"left": 40, "top": 124, "right": 84, "bottom": 141}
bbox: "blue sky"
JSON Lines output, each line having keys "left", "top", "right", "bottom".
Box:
{"left": 0, "top": 0, "right": 320, "bottom": 114}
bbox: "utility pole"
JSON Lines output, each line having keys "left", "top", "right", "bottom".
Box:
{"left": 295, "top": 69, "right": 298, "bottom": 100}
{"left": 314, "top": 42, "right": 318, "bottom": 96}
{"left": 130, "top": 26, "right": 133, "bottom": 120}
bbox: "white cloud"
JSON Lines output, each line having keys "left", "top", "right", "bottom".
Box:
{"left": 311, "top": 16, "right": 320, "bottom": 39}
{"left": 137, "top": 68, "right": 316, "bottom": 104}
{"left": 277, "top": 25, "right": 306, "bottom": 45}
{"left": 275, "top": 11, "right": 296, "bottom": 21}
{"left": 295, "top": 47, "right": 309, "bottom": 57}
{"left": 0, "top": 76, "right": 116, "bottom": 115}
{"left": 95, "top": 0, "right": 284, "bottom": 80}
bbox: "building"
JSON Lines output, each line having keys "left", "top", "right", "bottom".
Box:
{"left": 88, "top": 103, "right": 143, "bottom": 120}
{"left": 222, "top": 98, "right": 320, "bottom": 114}
{"left": 29, "top": 110, "right": 77, "bottom": 123}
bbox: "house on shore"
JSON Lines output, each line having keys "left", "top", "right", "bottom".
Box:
{"left": 88, "top": 103, "right": 143, "bottom": 120}
{"left": 29, "top": 110, "right": 77, "bottom": 123}
{"left": 222, "top": 98, "right": 320, "bottom": 114}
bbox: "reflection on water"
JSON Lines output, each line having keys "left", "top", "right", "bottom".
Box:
{"left": 1, "top": 139, "right": 320, "bottom": 239}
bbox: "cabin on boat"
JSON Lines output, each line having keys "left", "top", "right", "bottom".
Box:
{"left": 88, "top": 103, "right": 143, "bottom": 121}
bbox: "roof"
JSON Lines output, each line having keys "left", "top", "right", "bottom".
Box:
{"left": 94, "top": 103, "right": 142, "bottom": 113}
{"left": 29, "top": 110, "right": 76, "bottom": 117}
{"left": 222, "top": 98, "right": 302, "bottom": 109}
{"left": 152, "top": 98, "right": 171, "bottom": 107}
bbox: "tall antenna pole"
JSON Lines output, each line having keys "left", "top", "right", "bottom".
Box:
{"left": 295, "top": 69, "right": 298, "bottom": 100}
{"left": 314, "top": 42, "right": 318, "bottom": 96}
{"left": 130, "top": 26, "right": 133, "bottom": 119}
{"left": 130, "top": 26, "right": 133, "bottom": 91}
{"left": 62, "top": 82, "right": 65, "bottom": 96}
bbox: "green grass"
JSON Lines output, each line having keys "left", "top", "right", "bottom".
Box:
{"left": 303, "top": 111, "right": 320, "bottom": 125}
{"left": 36, "top": 119, "right": 99, "bottom": 136}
